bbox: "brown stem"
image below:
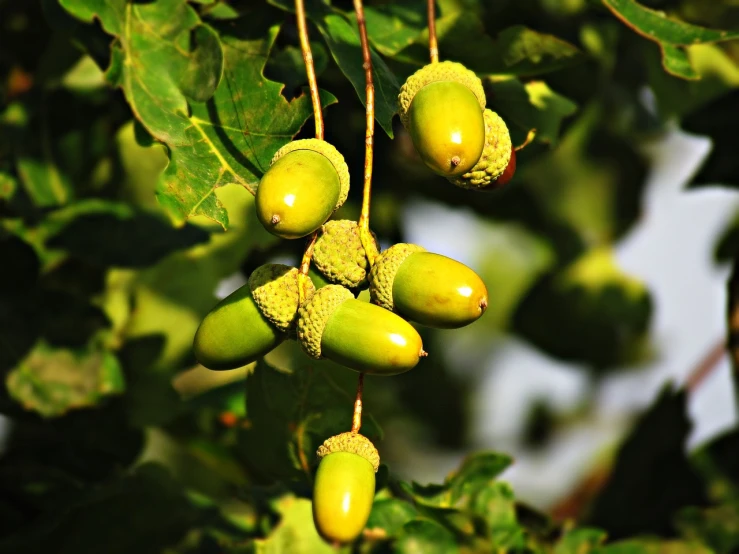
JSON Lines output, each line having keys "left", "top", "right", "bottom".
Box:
{"left": 295, "top": 0, "right": 323, "bottom": 290}
{"left": 295, "top": 0, "right": 324, "bottom": 140}
{"left": 427, "top": 0, "right": 439, "bottom": 63}
{"left": 515, "top": 129, "right": 537, "bottom": 151}
{"left": 727, "top": 257, "right": 739, "bottom": 404}
{"left": 351, "top": 373, "right": 365, "bottom": 433}
{"left": 298, "top": 231, "right": 318, "bottom": 304}
{"left": 352, "top": 0, "right": 380, "bottom": 265}
{"left": 686, "top": 339, "right": 726, "bottom": 393}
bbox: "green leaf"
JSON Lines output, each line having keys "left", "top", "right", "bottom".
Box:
{"left": 691, "top": 428, "right": 739, "bottom": 500}
{"left": 449, "top": 452, "right": 513, "bottom": 504}
{"left": 602, "top": 0, "right": 739, "bottom": 45}
{"left": 0, "top": 171, "right": 17, "bottom": 202}
{"left": 495, "top": 25, "right": 588, "bottom": 76}
{"left": 555, "top": 528, "right": 608, "bottom": 554}
{"left": 518, "top": 103, "right": 648, "bottom": 246}
{"left": 6, "top": 342, "right": 125, "bottom": 418}
{"left": 239, "top": 357, "right": 382, "bottom": 484}
{"left": 362, "top": 1, "right": 426, "bottom": 57}
{"left": 252, "top": 495, "right": 337, "bottom": 554}
{"left": 393, "top": 518, "right": 459, "bottom": 554}
{"left": 660, "top": 43, "right": 699, "bottom": 80}
{"left": 646, "top": 43, "right": 739, "bottom": 118}
{"left": 366, "top": 498, "right": 419, "bottom": 537}
{"left": 469, "top": 482, "right": 524, "bottom": 549}
{"left": 676, "top": 504, "right": 739, "bottom": 554}
{"left": 594, "top": 539, "right": 713, "bottom": 554}
{"left": 59, "top": 0, "right": 330, "bottom": 228}
{"left": 399, "top": 451, "right": 512, "bottom": 511}
{"left": 513, "top": 245, "right": 652, "bottom": 370}
{"left": 396, "top": 15, "right": 585, "bottom": 77}
{"left": 176, "top": 23, "right": 224, "bottom": 102}
{"left": 317, "top": 13, "right": 400, "bottom": 138}
{"left": 16, "top": 145, "right": 73, "bottom": 208}
{"left": 265, "top": 41, "right": 330, "bottom": 96}
{"left": 486, "top": 78, "right": 578, "bottom": 146}
{"left": 602, "top": 0, "right": 739, "bottom": 80}
{"left": 268, "top": 0, "right": 399, "bottom": 137}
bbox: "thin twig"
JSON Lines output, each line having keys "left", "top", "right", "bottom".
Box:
{"left": 686, "top": 339, "right": 726, "bottom": 393}
{"left": 295, "top": 0, "right": 324, "bottom": 140}
{"left": 351, "top": 373, "right": 365, "bottom": 433}
{"left": 727, "top": 258, "right": 739, "bottom": 404}
{"left": 353, "top": 0, "right": 380, "bottom": 265}
{"left": 295, "top": 0, "right": 322, "bottom": 287}
{"left": 298, "top": 231, "right": 318, "bottom": 303}
{"left": 427, "top": 0, "right": 439, "bottom": 63}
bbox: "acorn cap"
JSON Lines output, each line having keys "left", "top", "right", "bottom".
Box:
{"left": 297, "top": 284, "right": 354, "bottom": 359}
{"left": 447, "top": 110, "right": 512, "bottom": 190}
{"left": 270, "top": 139, "right": 350, "bottom": 211}
{"left": 312, "top": 220, "right": 376, "bottom": 290}
{"left": 398, "top": 61, "right": 486, "bottom": 130}
{"left": 317, "top": 432, "right": 380, "bottom": 473}
{"left": 249, "top": 264, "right": 315, "bottom": 333}
{"left": 368, "top": 243, "right": 426, "bottom": 312}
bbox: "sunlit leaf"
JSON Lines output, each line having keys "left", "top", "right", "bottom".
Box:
{"left": 603, "top": 0, "right": 739, "bottom": 80}
{"left": 58, "top": 0, "right": 332, "bottom": 228}
{"left": 6, "top": 342, "right": 125, "bottom": 418}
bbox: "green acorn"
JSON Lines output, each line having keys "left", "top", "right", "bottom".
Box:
{"left": 193, "top": 284, "right": 283, "bottom": 371}
{"left": 369, "top": 244, "right": 488, "bottom": 329}
{"left": 249, "top": 264, "right": 315, "bottom": 333}
{"left": 312, "top": 220, "right": 376, "bottom": 290}
{"left": 313, "top": 432, "right": 378, "bottom": 544}
{"left": 256, "top": 139, "right": 350, "bottom": 239}
{"left": 297, "top": 285, "right": 425, "bottom": 375}
{"left": 447, "top": 109, "right": 513, "bottom": 190}
{"left": 398, "top": 61, "right": 486, "bottom": 177}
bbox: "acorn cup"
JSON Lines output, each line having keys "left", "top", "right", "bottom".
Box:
{"left": 447, "top": 109, "right": 514, "bottom": 191}
{"left": 256, "top": 139, "right": 350, "bottom": 239}
{"left": 398, "top": 61, "right": 487, "bottom": 177}
{"left": 312, "top": 220, "right": 376, "bottom": 290}
{"left": 297, "top": 285, "right": 425, "bottom": 376}
{"left": 193, "top": 264, "right": 314, "bottom": 370}
{"left": 369, "top": 244, "right": 488, "bottom": 329}
{"left": 313, "top": 432, "right": 379, "bottom": 545}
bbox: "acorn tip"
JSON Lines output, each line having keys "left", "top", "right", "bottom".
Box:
{"left": 450, "top": 156, "right": 461, "bottom": 167}
{"left": 419, "top": 349, "right": 428, "bottom": 357}
{"left": 270, "top": 214, "right": 280, "bottom": 225}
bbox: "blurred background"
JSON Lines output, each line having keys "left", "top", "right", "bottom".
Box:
{"left": 2, "top": 0, "right": 739, "bottom": 550}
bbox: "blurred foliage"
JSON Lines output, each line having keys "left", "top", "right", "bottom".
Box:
{"left": 1, "top": 0, "right": 739, "bottom": 552}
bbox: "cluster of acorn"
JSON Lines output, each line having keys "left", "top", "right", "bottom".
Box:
{"left": 192, "top": 61, "right": 513, "bottom": 545}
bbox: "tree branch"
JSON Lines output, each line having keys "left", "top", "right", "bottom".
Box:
{"left": 428, "top": 0, "right": 439, "bottom": 63}
{"left": 353, "top": 0, "right": 379, "bottom": 265}
{"left": 295, "top": 0, "right": 324, "bottom": 140}
{"left": 351, "top": 373, "right": 365, "bottom": 433}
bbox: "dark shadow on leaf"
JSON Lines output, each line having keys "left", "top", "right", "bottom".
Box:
{"left": 47, "top": 211, "right": 210, "bottom": 268}
{"left": 205, "top": 97, "right": 263, "bottom": 179}
{"left": 586, "top": 387, "right": 708, "bottom": 538}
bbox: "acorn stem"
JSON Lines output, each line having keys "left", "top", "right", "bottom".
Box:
{"left": 353, "top": 0, "right": 377, "bottom": 267}
{"left": 295, "top": 0, "right": 324, "bottom": 140}
{"left": 295, "top": 0, "right": 323, "bottom": 296}
{"left": 351, "top": 373, "right": 364, "bottom": 433}
{"left": 427, "top": 0, "right": 439, "bottom": 64}
{"left": 298, "top": 231, "right": 318, "bottom": 304}
{"left": 516, "top": 129, "right": 537, "bottom": 151}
